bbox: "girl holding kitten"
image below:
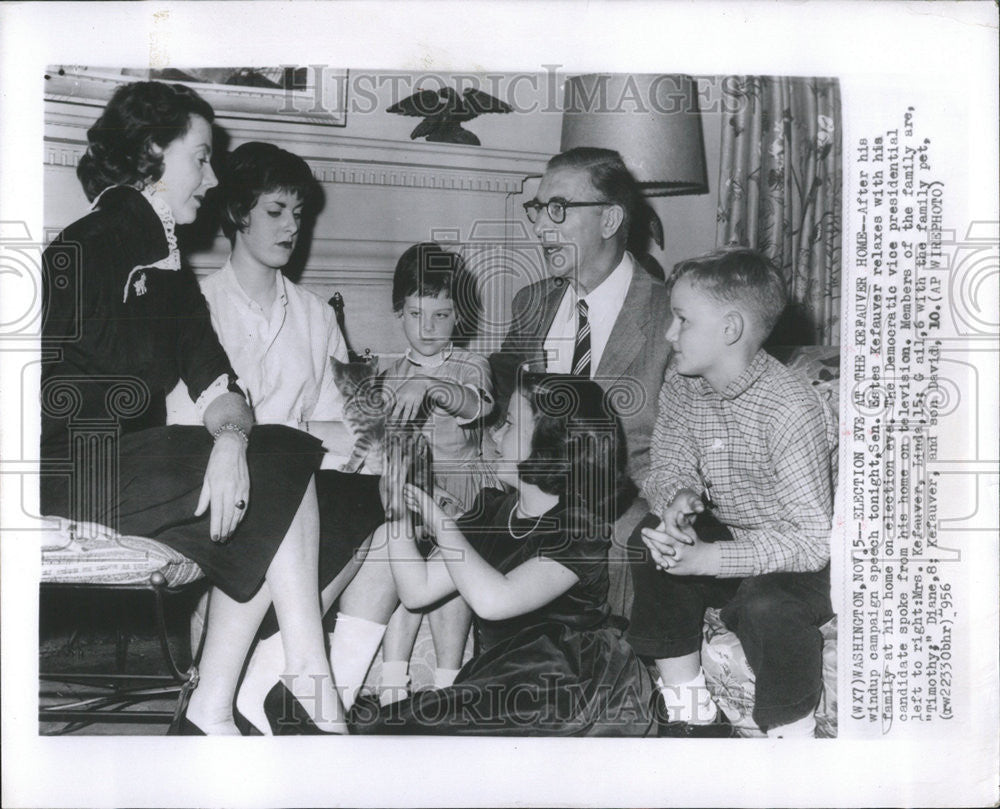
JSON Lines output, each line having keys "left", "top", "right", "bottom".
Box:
{"left": 349, "top": 373, "right": 655, "bottom": 735}
{"left": 335, "top": 243, "right": 498, "bottom": 708}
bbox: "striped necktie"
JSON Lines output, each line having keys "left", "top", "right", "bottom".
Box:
{"left": 571, "top": 298, "right": 591, "bottom": 377}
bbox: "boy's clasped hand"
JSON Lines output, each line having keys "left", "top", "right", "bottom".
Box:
{"left": 642, "top": 488, "right": 723, "bottom": 576}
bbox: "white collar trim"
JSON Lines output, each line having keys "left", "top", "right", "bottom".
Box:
{"left": 405, "top": 343, "right": 454, "bottom": 368}
{"left": 139, "top": 186, "right": 181, "bottom": 271}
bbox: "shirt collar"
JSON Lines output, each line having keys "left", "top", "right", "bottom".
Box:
{"left": 405, "top": 343, "right": 453, "bottom": 368}
{"left": 565, "top": 251, "right": 634, "bottom": 318}
{"left": 219, "top": 257, "right": 288, "bottom": 311}
{"left": 138, "top": 187, "right": 181, "bottom": 271}
{"left": 696, "top": 348, "right": 771, "bottom": 400}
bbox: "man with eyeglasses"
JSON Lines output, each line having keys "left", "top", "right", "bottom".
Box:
{"left": 489, "top": 146, "right": 673, "bottom": 616}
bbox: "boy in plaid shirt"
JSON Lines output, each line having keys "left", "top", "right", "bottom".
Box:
{"left": 627, "top": 248, "right": 837, "bottom": 738}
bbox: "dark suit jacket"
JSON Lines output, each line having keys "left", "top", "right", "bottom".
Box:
{"left": 489, "top": 259, "right": 672, "bottom": 487}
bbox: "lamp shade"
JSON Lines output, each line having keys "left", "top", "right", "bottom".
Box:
{"left": 560, "top": 74, "right": 708, "bottom": 196}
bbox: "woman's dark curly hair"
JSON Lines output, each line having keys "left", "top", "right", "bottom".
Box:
{"left": 391, "top": 242, "right": 482, "bottom": 348}
{"left": 219, "top": 141, "right": 321, "bottom": 242}
{"left": 515, "top": 373, "right": 628, "bottom": 528}
{"left": 76, "top": 81, "right": 215, "bottom": 202}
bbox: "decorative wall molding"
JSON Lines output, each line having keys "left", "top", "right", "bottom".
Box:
{"left": 45, "top": 136, "right": 543, "bottom": 195}
{"left": 189, "top": 257, "right": 398, "bottom": 286}
{"left": 45, "top": 102, "right": 549, "bottom": 194}
{"left": 309, "top": 162, "right": 524, "bottom": 193}
{"left": 186, "top": 236, "right": 523, "bottom": 287}
{"left": 45, "top": 140, "right": 86, "bottom": 169}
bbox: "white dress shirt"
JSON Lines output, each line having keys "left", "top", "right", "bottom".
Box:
{"left": 167, "top": 260, "right": 350, "bottom": 464}
{"left": 543, "top": 252, "right": 634, "bottom": 375}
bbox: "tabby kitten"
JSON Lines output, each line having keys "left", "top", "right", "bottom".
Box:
{"left": 331, "top": 357, "right": 386, "bottom": 474}
{"left": 330, "top": 358, "right": 434, "bottom": 484}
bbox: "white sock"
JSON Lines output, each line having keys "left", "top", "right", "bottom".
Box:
{"left": 235, "top": 632, "right": 285, "bottom": 736}
{"left": 433, "top": 667, "right": 461, "bottom": 689}
{"left": 329, "top": 612, "right": 387, "bottom": 711}
{"left": 657, "top": 671, "right": 718, "bottom": 724}
{"left": 379, "top": 660, "right": 411, "bottom": 707}
{"left": 767, "top": 713, "right": 816, "bottom": 739}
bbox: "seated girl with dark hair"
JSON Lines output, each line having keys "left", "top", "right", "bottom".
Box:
{"left": 344, "top": 373, "right": 655, "bottom": 735}
{"left": 166, "top": 140, "right": 387, "bottom": 734}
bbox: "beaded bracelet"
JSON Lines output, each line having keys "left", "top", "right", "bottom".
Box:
{"left": 212, "top": 422, "right": 249, "bottom": 444}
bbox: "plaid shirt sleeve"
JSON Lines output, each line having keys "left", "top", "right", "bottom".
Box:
{"left": 717, "top": 389, "right": 835, "bottom": 577}
{"left": 641, "top": 371, "right": 703, "bottom": 519}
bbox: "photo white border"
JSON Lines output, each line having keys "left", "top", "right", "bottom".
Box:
{"left": 2, "top": 2, "right": 997, "bottom": 807}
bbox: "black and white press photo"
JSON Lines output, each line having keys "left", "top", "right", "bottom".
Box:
{"left": 1, "top": 3, "right": 997, "bottom": 808}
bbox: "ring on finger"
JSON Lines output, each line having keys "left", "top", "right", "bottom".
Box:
{"left": 235, "top": 499, "right": 246, "bottom": 511}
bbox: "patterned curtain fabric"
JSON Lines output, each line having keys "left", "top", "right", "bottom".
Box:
{"left": 716, "top": 77, "right": 842, "bottom": 344}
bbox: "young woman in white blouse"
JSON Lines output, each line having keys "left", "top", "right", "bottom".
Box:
{"left": 169, "top": 141, "right": 386, "bottom": 733}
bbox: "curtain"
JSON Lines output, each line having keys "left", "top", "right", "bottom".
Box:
{"left": 716, "top": 77, "right": 842, "bottom": 344}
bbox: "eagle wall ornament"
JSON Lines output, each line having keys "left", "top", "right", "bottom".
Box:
{"left": 387, "top": 87, "right": 512, "bottom": 145}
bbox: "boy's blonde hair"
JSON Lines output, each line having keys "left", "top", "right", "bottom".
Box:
{"left": 669, "top": 247, "right": 787, "bottom": 336}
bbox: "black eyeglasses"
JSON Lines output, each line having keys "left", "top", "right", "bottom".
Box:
{"left": 522, "top": 197, "right": 612, "bottom": 224}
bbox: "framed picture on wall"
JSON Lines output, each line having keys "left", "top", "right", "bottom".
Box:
{"left": 44, "top": 65, "right": 349, "bottom": 127}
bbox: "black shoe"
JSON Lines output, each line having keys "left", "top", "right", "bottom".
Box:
{"left": 652, "top": 693, "right": 735, "bottom": 738}
{"left": 347, "top": 692, "right": 382, "bottom": 725}
{"left": 233, "top": 707, "right": 264, "bottom": 736}
{"left": 263, "top": 681, "right": 341, "bottom": 735}
{"left": 167, "top": 716, "right": 206, "bottom": 736}
{"left": 658, "top": 710, "right": 735, "bottom": 738}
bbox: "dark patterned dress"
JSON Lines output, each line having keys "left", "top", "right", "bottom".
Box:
{"left": 351, "top": 488, "right": 655, "bottom": 736}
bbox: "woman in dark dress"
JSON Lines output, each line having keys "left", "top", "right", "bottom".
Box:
{"left": 348, "top": 374, "right": 655, "bottom": 735}
{"left": 40, "top": 81, "right": 343, "bottom": 734}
